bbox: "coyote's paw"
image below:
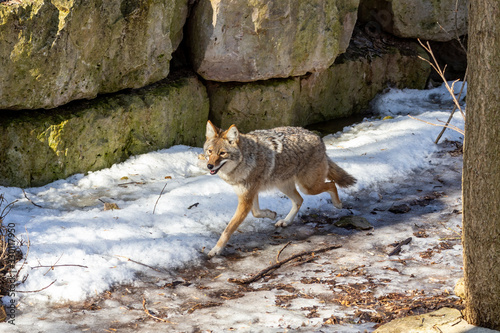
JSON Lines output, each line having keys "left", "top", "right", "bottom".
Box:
{"left": 275, "top": 219, "right": 289, "bottom": 228}
{"left": 207, "top": 246, "right": 222, "bottom": 258}
{"left": 333, "top": 201, "right": 343, "bottom": 209}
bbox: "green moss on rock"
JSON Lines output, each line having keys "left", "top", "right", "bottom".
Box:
{"left": 297, "top": 44, "right": 430, "bottom": 124}
{"left": 0, "top": 75, "right": 209, "bottom": 187}
{"left": 0, "top": 0, "right": 189, "bottom": 110}
{"left": 187, "top": 0, "right": 360, "bottom": 82}
{"left": 206, "top": 78, "right": 301, "bottom": 133}
{"left": 206, "top": 35, "right": 429, "bottom": 132}
{"left": 389, "top": 0, "right": 468, "bottom": 41}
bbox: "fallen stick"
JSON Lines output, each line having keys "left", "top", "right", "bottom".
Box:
{"left": 187, "top": 202, "right": 199, "bottom": 210}
{"left": 228, "top": 244, "right": 342, "bottom": 285}
{"left": 118, "top": 181, "right": 146, "bottom": 187}
{"left": 276, "top": 241, "right": 292, "bottom": 262}
{"left": 142, "top": 297, "right": 173, "bottom": 323}
{"left": 152, "top": 182, "right": 168, "bottom": 215}
{"left": 32, "top": 264, "right": 89, "bottom": 269}
{"left": 22, "top": 189, "right": 42, "bottom": 208}
{"left": 1, "top": 195, "right": 18, "bottom": 218}
{"left": 115, "top": 255, "right": 163, "bottom": 272}
{"left": 434, "top": 70, "right": 467, "bottom": 144}
{"left": 43, "top": 253, "right": 63, "bottom": 276}
{"left": 17, "top": 279, "right": 57, "bottom": 293}
{"left": 388, "top": 237, "right": 412, "bottom": 256}
{"left": 408, "top": 115, "right": 465, "bottom": 135}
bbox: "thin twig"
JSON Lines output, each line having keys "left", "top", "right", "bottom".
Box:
{"left": 43, "top": 253, "right": 63, "bottom": 276}
{"left": 228, "top": 244, "right": 342, "bottom": 285}
{"left": 17, "top": 279, "right": 57, "bottom": 293}
{"left": 418, "top": 39, "right": 466, "bottom": 121}
{"left": 408, "top": 115, "right": 465, "bottom": 135}
{"left": 187, "top": 203, "right": 199, "bottom": 210}
{"left": 118, "top": 181, "right": 146, "bottom": 187}
{"left": 453, "top": 0, "right": 467, "bottom": 52}
{"left": 115, "top": 255, "right": 162, "bottom": 272}
{"left": 142, "top": 297, "right": 173, "bottom": 323}
{"left": 1, "top": 198, "right": 18, "bottom": 219}
{"left": 276, "top": 241, "right": 292, "bottom": 262}
{"left": 153, "top": 182, "right": 168, "bottom": 215}
{"left": 435, "top": 68, "right": 468, "bottom": 143}
{"left": 22, "top": 189, "right": 42, "bottom": 208}
{"left": 15, "top": 227, "right": 31, "bottom": 281}
{"left": 32, "top": 264, "right": 88, "bottom": 270}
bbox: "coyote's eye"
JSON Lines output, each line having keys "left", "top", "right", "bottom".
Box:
{"left": 219, "top": 151, "right": 226, "bottom": 156}
{"left": 207, "top": 149, "right": 212, "bottom": 154}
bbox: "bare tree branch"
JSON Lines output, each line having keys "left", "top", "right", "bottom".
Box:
{"left": 228, "top": 244, "right": 342, "bottom": 285}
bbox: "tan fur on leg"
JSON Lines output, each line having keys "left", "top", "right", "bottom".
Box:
{"left": 297, "top": 160, "right": 343, "bottom": 209}
{"left": 208, "top": 192, "right": 254, "bottom": 258}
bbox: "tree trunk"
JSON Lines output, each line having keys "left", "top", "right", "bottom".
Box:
{"left": 463, "top": 1, "right": 500, "bottom": 329}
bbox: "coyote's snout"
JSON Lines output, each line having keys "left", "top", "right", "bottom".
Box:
{"left": 202, "top": 121, "right": 356, "bottom": 257}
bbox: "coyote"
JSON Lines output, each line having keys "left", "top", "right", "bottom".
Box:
{"left": 201, "top": 121, "right": 356, "bottom": 257}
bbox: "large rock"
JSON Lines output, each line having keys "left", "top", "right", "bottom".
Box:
{"left": 207, "top": 29, "right": 430, "bottom": 133}
{"left": 0, "top": 0, "right": 188, "bottom": 110}
{"left": 358, "top": 0, "right": 468, "bottom": 42}
{"left": 187, "top": 0, "right": 359, "bottom": 82}
{"left": 374, "top": 307, "right": 500, "bottom": 333}
{"left": 206, "top": 78, "right": 301, "bottom": 132}
{"left": 296, "top": 42, "right": 429, "bottom": 125}
{"left": 0, "top": 74, "right": 209, "bottom": 188}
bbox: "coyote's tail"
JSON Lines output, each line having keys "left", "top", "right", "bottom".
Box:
{"left": 327, "top": 159, "right": 356, "bottom": 188}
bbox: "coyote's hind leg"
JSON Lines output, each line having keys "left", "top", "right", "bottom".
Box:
{"left": 275, "top": 181, "right": 303, "bottom": 228}
{"left": 297, "top": 162, "right": 343, "bottom": 209}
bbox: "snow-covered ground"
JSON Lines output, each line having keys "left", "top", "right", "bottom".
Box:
{"left": 1, "top": 82, "right": 466, "bottom": 332}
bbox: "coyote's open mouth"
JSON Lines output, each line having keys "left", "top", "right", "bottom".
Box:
{"left": 208, "top": 161, "right": 227, "bottom": 175}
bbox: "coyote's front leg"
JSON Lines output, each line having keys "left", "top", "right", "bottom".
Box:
{"left": 208, "top": 191, "right": 254, "bottom": 258}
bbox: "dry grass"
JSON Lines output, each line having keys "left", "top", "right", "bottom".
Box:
{"left": 0, "top": 194, "right": 23, "bottom": 301}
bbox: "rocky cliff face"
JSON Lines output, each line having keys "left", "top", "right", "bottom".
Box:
{"left": 0, "top": 0, "right": 468, "bottom": 186}
{"left": 358, "top": 0, "right": 468, "bottom": 42}
{"left": 0, "top": 75, "right": 208, "bottom": 187}
{"left": 187, "top": 0, "right": 359, "bottom": 82}
{"left": 206, "top": 27, "right": 431, "bottom": 133}
{"left": 0, "top": 0, "right": 188, "bottom": 110}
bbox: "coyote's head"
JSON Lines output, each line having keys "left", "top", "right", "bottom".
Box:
{"left": 203, "top": 121, "right": 241, "bottom": 175}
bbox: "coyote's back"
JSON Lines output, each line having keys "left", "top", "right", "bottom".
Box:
{"left": 245, "top": 126, "right": 330, "bottom": 184}
{"left": 201, "top": 121, "right": 356, "bottom": 257}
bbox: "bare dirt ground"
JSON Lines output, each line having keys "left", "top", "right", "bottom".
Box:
{"left": 15, "top": 141, "right": 464, "bottom": 333}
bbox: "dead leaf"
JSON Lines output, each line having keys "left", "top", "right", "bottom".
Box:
{"left": 104, "top": 203, "right": 120, "bottom": 211}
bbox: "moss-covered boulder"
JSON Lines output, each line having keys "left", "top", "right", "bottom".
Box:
{"left": 0, "top": 75, "right": 209, "bottom": 188}
{"left": 0, "top": 0, "right": 188, "bottom": 110}
{"left": 391, "top": 0, "right": 468, "bottom": 41}
{"left": 207, "top": 29, "right": 430, "bottom": 132}
{"left": 206, "top": 78, "right": 301, "bottom": 133}
{"left": 296, "top": 38, "right": 430, "bottom": 125}
{"left": 358, "top": 0, "right": 468, "bottom": 42}
{"left": 186, "top": 0, "right": 359, "bottom": 82}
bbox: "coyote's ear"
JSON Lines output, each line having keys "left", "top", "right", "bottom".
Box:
{"left": 206, "top": 120, "right": 219, "bottom": 139}
{"left": 224, "top": 125, "right": 239, "bottom": 144}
